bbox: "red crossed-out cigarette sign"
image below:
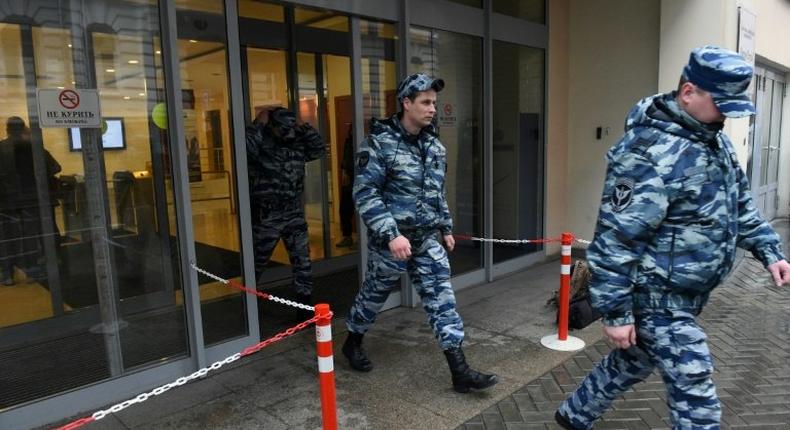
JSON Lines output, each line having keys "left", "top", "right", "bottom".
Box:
{"left": 58, "top": 90, "right": 80, "bottom": 109}
{"left": 37, "top": 88, "right": 101, "bottom": 128}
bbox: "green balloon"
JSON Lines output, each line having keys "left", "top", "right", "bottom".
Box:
{"left": 152, "top": 103, "right": 167, "bottom": 129}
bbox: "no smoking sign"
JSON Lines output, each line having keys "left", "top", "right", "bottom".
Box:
{"left": 37, "top": 88, "right": 101, "bottom": 128}
{"left": 58, "top": 90, "right": 81, "bottom": 109}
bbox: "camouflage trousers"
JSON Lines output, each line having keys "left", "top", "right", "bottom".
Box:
{"left": 346, "top": 235, "right": 464, "bottom": 350}
{"left": 252, "top": 207, "right": 313, "bottom": 296}
{"left": 558, "top": 312, "right": 720, "bottom": 429}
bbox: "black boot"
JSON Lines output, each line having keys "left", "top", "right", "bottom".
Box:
{"left": 554, "top": 410, "right": 581, "bottom": 430}
{"left": 342, "top": 331, "right": 373, "bottom": 372}
{"left": 443, "top": 347, "right": 498, "bottom": 393}
{"left": 294, "top": 292, "right": 313, "bottom": 321}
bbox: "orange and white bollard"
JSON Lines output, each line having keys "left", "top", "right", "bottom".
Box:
{"left": 315, "top": 303, "right": 338, "bottom": 430}
{"left": 541, "top": 232, "right": 586, "bottom": 351}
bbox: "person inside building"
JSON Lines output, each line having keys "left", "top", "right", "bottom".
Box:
{"left": 336, "top": 123, "right": 356, "bottom": 249}
{"left": 342, "top": 73, "right": 498, "bottom": 393}
{"left": 0, "top": 117, "right": 62, "bottom": 285}
{"left": 246, "top": 107, "right": 326, "bottom": 319}
{"left": 554, "top": 46, "right": 790, "bottom": 430}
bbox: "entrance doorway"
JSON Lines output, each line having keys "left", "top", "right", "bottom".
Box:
{"left": 750, "top": 65, "right": 785, "bottom": 221}
{"left": 239, "top": 3, "right": 365, "bottom": 336}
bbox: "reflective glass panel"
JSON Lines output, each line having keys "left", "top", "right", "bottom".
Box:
{"left": 493, "top": 0, "right": 546, "bottom": 24}
{"left": 0, "top": 0, "right": 188, "bottom": 408}
{"left": 175, "top": 0, "right": 248, "bottom": 345}
{"left": 492, "top": 41, "right": 545, "bottom": 263}
{"left": 409, "top": 27, "right": 484, "bottom": 275}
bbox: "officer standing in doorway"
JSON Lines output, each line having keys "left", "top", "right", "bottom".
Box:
{"left": 341, "top": 73, "right": 498, "bottom": 393}
{"left": 555, "top": 46, "right": 790, "bottom": 429}
{"left": 246, "top": 108, "right": 325, "bottom": 318}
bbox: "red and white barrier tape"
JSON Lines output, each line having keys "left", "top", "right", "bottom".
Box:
{"left": 455, "top": 234, "right": 592, "bottom": 247}
{"left": 55, "top": 265, "right": 329, "bottom": 430}
{"left": 191, "top": 263, "right": 314, "bottom": 311}
{"left": 54, "top": 315, "right": 321, "bottom": 430}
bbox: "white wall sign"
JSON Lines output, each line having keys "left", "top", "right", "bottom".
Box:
{"left": 737, "top": 7, "right": 756, "bottom": 98}
{"left": 37, "top": 88, "right": 101, "bottom": 128}
{"left": 439, "top": 102, "right": 456, "bottom": 127}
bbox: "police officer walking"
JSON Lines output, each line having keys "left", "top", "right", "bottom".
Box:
{"left": 341, "top": 73, "right": 498, "bottom": 393}
{"left": 246, "top": 108, "right": 325, "bottom": 318}
{"left": 555, "top": 46, "right": 790, "bottom": 429}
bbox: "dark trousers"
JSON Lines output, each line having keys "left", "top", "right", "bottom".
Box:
{"left": 339, "top": 185, "right": 354, "bottom": 237}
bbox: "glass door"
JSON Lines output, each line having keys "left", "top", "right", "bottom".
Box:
{"left": 0, "top": 3, "right": 189, "bottom": 409}
{"left": 750, "top": 66, "right": 785, "bottom": 220}
{"left": 239, "top": 2, "right": 362, "bottom": 336}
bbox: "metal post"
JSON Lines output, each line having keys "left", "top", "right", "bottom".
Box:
{"left": 314, "top": 303, "right": 337, "bottom": 430}
{"left": 540, "top": 232, "right": 584, "bottom": 351}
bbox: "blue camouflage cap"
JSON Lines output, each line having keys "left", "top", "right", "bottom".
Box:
{"left": 682, "top": 45, "right": 755, "bottom": 118}
{"left": 396, "top": 73, "right": 444, "bottom": 106}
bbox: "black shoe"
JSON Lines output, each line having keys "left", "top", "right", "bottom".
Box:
{"left": 342, "top": 331, "right": 373, "bottom": 372}
{"left": 554, "top": 410, "right": 580, "bottom": 430}
{"left": 294, "top": 292, "right": 313, "bottom": 321}
{"left": 443, "top": 347, "right": 498, "bottom": 393}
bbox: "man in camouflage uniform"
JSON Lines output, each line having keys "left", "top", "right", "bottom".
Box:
{"left": 246, "top": 108, "right": 325, "bottom": 313}
{"left": 341, "top": 73, "right": 498, "bottom": 393}
{"left": 555, "top": 46, "right": 790, "bottom": 430}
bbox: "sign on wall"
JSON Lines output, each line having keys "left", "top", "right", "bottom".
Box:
{"left": 37, "top": 88, "right": 101, "bottom": 128}
{"left": 439, "top": 102, "right": 456, "bottom": 128}
{"left": 737, "top": 7, "right": 757, "bottom": 99}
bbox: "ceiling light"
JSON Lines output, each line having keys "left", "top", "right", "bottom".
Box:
{"left": 67, "top": 44, "right": 72, "bottom": 48}
{"left": 138, "top": 92, "right": 145, "bottom": 96}
{"left": 123, "top": 96, "right": 131, "bottom": 100}
{"left": 106, "top": 68, "right": 115, "bottom": 73}
{"left": 189, "top": 39, "right": 197, "bottom": 43}
{"left": 57, "top": 86, "right": 64, "bottom": 89}
{"left": 128, "top": 60, "right": 139, "bottom": 64}
{"left": 156, "top": 50, "right": 161, "bottom": 54}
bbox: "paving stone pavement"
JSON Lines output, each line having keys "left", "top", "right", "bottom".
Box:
{"left": 460, "top": 223, "right": 790, "bottom": 430}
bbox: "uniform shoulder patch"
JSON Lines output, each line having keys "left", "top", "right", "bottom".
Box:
{"left": 611, "top": 178, "right": 635, "bottom": 212}
{"left": 357, "top": 151, "right": 370, "bottom": 169}
{"left": 630, "top": 129, "right": 658, "bottom": 155}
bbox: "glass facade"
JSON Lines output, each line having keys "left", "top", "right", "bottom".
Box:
{"left": 492, "top": 41, "right": 545, "bottom": 263}
{"left": 410, "top": 27, "right": 484, "bottom": 276}
{"left": 493, "top": 0, "right": 545, "bottom": 24}
{"left": 0, "top": 1, "right": 547, "bottom": 426}
{"left": 0, "top": 0, "right": 187, "bottom": 409}
{"left": 749, "top": 66, "right": 785, "bottom": 221}
{"left": 174, "top": 0, "right": 249, "bottom": 346}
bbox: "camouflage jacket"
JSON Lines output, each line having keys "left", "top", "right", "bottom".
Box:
{"left": 246, "top": 122, "right": 325, "bottom": 209}
{"left": 588, "top": 92, "right": 786, "bottom": 326}
{"left": 353, "top": 114, "right": 452, "bottom": 244}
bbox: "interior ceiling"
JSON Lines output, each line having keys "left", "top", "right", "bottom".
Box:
{"left": 0, "top": 5, "right": 349, "bottom": 107}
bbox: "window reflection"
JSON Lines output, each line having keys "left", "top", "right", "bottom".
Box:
{"left": 409, "top": 27, "right": 483, "bottom": 275}
{"left": 493, "top": 0, "right": 545, "bottom": 24}
{"left": 492, "top": 41, "right": 544, "bottom": 263}
{"left": 0, "top": 0, "right": 188, "bottom": 408}
{"left": 175, "top": 1, "right": 248, "bottom": 345}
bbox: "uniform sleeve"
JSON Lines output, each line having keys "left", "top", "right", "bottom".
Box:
{"left": 734, "top": 166, "right": 786, "bottom": 266}
{"left": 298, "top": 124, "right": 326, "bottom": 162}
{"left": 352, "top": 136, "right": 400, "bottom": 243}
{"left": 587, "top": 148, "right": 669, "bottom": 326}
{"left": 245, "top": 123, "right": 264, "bottom": 164}
{"left": 438, "top": 184, "right": 453, "bottom": 235}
